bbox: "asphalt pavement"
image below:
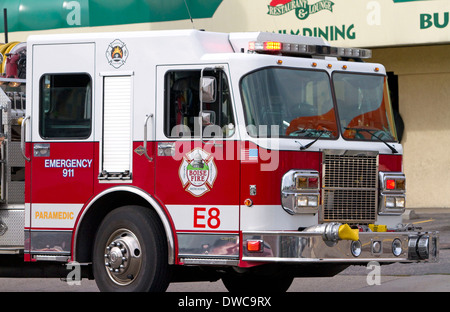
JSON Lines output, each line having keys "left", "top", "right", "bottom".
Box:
{"left": 0, "top": 208, "right": 448, "bottom": 293}
{"left": 339, "top": 208, "right": 450, "bottom": 278}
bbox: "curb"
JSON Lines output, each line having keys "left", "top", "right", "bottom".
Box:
{"left": 402, "top": 209, "right": 419, "bottom": 221}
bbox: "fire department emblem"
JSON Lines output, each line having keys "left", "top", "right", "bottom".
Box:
{"left": 106, "top": 39, "right": 129, "bottom": 69}
{"left": 179, "top": 148, "right": 217, "bottom": 197}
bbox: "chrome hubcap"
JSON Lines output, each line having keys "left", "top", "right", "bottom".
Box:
{"left": 103, "top": 229, "right": 142, "bottom": 286}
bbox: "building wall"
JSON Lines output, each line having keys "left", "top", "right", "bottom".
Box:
{"left": 372, "top": 45, "right": 450, "bottom": 208}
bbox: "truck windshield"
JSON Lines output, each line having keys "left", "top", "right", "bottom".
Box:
{"left": 241, "top": 68, "right": 397, "bottom": 142}
{"left": 333, "top": 73, "right": 397, "bottom": 142}
{"left": 241, "top": 67, "right": 338, "bottom": 139}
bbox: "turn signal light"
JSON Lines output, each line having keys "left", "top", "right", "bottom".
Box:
{"left": 385, "top": 178, "right": 406, "bottom": 190}
{"left": 296, "top": 175, "right": 319, "bottom": 190}
{"left": 386, "top": 179, "right": 396, "bottom": 190}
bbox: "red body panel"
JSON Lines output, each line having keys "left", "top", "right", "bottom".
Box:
{"left": 30, "top": 142, "right": 94, "bottom": 204}
{"left": 25, "top": 138, "right": 403, "bottom": 262}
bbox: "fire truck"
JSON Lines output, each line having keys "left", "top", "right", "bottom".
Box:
{"left": 0, "top": 30, "right": 439, "bottom": 292}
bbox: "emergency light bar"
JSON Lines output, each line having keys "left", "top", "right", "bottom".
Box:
{"left": 248, "top": 41, "right": 372, "bottom": 59}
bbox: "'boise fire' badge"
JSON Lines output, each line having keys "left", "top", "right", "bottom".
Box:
{"left": 179, "top": 148, "right": 217, "bottom": 197}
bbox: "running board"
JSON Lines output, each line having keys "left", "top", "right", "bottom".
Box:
{"left": 0, "top": 247, "right": 23, "bottom": 254}
{"left": 179, "top": 257, "right": 239, "bottom": 266}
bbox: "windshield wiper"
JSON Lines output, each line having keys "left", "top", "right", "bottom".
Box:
{"left": 345, "top": 127, "right": 398, "bottom": 154}
{"left": 295, "top": 129, "right": 329, "bottom": 151}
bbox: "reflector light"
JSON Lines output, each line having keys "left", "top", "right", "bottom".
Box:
{"left": 247, "top": 240, "right": 262, "bottom": 252}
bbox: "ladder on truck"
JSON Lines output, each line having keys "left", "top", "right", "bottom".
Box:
{"left": 0, "top": 78, "right": 26, "bottom": 254}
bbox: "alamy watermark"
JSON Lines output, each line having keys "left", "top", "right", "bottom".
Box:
{"left": 65, "top": 261, "right": 81, "bottom": 286}
{"left": 366, "top": 261, "right": 381, "bottom": 286}
{"left": 167, "top": 121, "right": 281, "bottom": 172}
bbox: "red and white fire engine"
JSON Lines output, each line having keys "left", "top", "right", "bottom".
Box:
{"left": 0, "top": 30, "right": 439, "bottom": 291}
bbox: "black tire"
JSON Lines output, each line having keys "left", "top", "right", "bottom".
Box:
{"left": 92, "top": 205, "right": 170, "bottom": 292}
{"left": 221, "top": 272, "right": 294, "bottom": 293}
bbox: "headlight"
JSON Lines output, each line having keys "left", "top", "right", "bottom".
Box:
{"left": 351, "top": 240, "right": 362, "bottom": 257}
{"left": 395, "top": 197, "right": 405, "bottom": 208}
{"left": 281, "top": 170, "right": 320, "bottom": 215}
{"left": 392, "top": 238, "right": 403, "bottom": 257}
{"left": 385, "top": 197, "right": 395, "bottom": 208}
{"left": 296, "top": 195, "right": 318, "bottom": 208}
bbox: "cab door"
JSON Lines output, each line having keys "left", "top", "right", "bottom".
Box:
{"left": 154, "top": 65, "right": 240, "bottom": 260}
{"left": 26, "top": 43, "right": 95, "bottom": 258}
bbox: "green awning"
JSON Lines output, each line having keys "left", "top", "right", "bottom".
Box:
{"left": 392, "top": 0, "right": 438, "bottom": 2}
{"left": 0, "top": 0, "right": 222, "bottom": 32}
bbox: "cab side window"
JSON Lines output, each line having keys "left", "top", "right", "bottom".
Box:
{"left": 164, "top": 69, "right": 235, "bottom": 138}
{"left": 39, "top": 73, "right": 92, "bottom": 139}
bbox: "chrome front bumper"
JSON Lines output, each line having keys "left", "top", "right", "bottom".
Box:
{"left": 242, "top": 230, "right": 439, "bottom": 263}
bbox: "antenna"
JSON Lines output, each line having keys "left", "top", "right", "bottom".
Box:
{"left": 3, "top": 8, "right": 8, "bottom": 43}
{"left": 183, "top": 0, "right": 195, "bottom": 29}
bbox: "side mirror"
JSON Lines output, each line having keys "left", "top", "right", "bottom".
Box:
{"left": 201, "top": 76, "right": 216, "bottom": 103}
{"left": 202, "top": 110, "right": 216, "bottom": 126}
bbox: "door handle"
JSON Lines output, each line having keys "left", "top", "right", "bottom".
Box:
{"left": 143, "top": 114, "right": 153, "bottom": 161}
{"left": 20, "top": 116, "right": 30, "bottom": 162}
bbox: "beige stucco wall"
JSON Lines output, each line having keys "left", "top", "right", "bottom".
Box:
{"left": 371, "top": 45, "right": 450, "bottom": 208}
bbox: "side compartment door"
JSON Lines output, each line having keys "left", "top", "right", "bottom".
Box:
{"left": 98, "top": 74, "right": 133, "bottom": 180}
{"left": 27, "top": 43, "right": 95, "bottom": 259}
{"left": 154, "top": 65, "right": 240, "bottom": 262}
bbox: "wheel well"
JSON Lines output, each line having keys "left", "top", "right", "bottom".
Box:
{"left": 74, "top": 191, "right": 163, "bottom": 264}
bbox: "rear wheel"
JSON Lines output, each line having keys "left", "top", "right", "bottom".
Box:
{"left": 93, "top": 205, "right": 170, "bottom": 292}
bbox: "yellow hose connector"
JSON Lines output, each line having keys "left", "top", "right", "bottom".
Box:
{"left": 338, "top": 224, "right": 359, "bottom": 241}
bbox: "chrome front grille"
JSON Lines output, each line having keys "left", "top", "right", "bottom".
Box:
{"left": 321, "top": 150, "right": 378, "bottom": 224}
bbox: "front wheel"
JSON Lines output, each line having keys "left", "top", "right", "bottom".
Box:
{"left": 93, "top": 205, "right": 170, "bottom": 292}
